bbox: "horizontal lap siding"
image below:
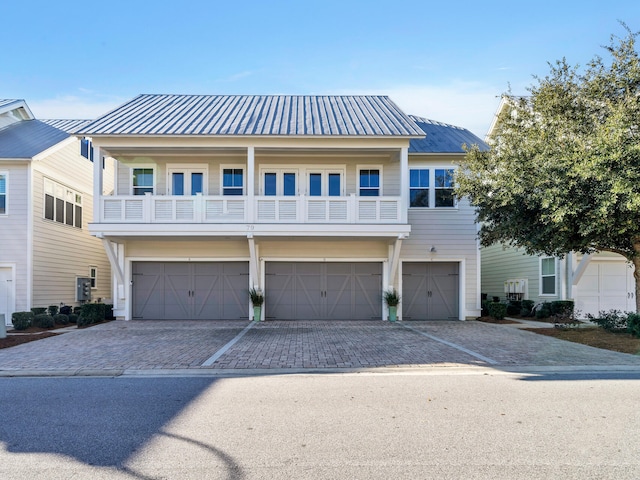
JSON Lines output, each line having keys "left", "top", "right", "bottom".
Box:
{"left": 404, "top": 197, "right": 479, "bottom": 318}
{"left": 481, "top": 243, "right": 543, "bottom": 301}
{"left": 31, "top": 141, "right": 112, "bottom": 307}
{"left": 126, "top": 240, "right": 249, "bottom": 258}
{"left": 0, "top": 163, "right": 29, "bottom": 311}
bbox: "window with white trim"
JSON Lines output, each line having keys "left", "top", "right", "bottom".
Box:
{"left": 0, "top": 173, "right": 6, "bottom": 215}
{"left": 409, "top": 167, "right": 456, "bottom": 208}
{"left": 132, "top": 168, "right": 154, "bottom": 195}
{"left": 222, "top": 167, "right": 244, "bottom": 195}
{"left": 44, "top": 178, "right": 82, "bottom": 228}
{"left": 89, "top": 266, "right": 97, "bottom": 289}
{"left": 358, "top": 168, "right": 381, "bottom": 196}
{"left": 262, "top": 169, "right": 297, "bottom": 196}
{"left": 540, "top": 257, "right": 557, "bottom": 295}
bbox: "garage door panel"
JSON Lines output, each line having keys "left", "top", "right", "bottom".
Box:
{"left": 576, "top": 260, "right": 635, "bottom": 317}
{"left": 132, "top": 262, "right": 249, "bottom": 320}
{"left": 402, "top": 262, "right": 459, "bottom": 320}
{"left": 266, "top": 262, "right": 381, "bottom": 320}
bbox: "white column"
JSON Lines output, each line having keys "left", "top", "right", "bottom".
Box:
{"left": 93, "top": 146, "right": 103, "bottom": 224}
{"left": 399, "top": 146, "right": 409, "bottom": 223}
{"left": 247, "top": 146, "right": 255, "bottom": 223}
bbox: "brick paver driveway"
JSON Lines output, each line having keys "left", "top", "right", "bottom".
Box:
{"left": 0, "top": 320, "right": 639, "bottom": 375}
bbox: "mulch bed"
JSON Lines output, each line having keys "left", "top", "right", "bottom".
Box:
{"left": 476, "top": 316, "right": 520, "bottom": 324}
{"left": 526, "top": 327, "right": 640, "bottom": 355}
{"left": 1, "top": 320, "right": 113, "bottom": 350}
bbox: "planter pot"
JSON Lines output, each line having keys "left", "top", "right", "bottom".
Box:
{"left": 388, "top": 306, "right": 397, "bottom": 322}
{"left": 253, "top": 306, "right": 262, "bottom": 322}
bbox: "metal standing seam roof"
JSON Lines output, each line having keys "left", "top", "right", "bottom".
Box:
{"left": 0, "top": 99, "right": 34, "bottom": 119}
{"left": 408, "top": 115, "right": 489, "bottom": 153}
{"left": 41, "top": 119, "right": 92, "bottom": 134}
{"left": 0, "top": 120, "right": 70, "bottom": 158}
{"left": 77, "top": 94, "right": 427, "bottom": 137}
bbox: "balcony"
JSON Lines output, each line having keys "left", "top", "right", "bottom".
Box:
{"left": 99, "top": 193, "right": 405, "bottom": 224}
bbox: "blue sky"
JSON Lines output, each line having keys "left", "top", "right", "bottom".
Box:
{"left": 3, "top": 0, "right": 639, "bottom": 137}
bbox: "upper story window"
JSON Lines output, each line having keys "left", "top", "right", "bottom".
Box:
{"left": 80, "top": 138, "right": 94, "bottom": 161}
{"left": 435, "top": 169, "right": 455, "bottom": 207}
{"left": 168, "top": 166, "right": 207, "bottom": 195}
{"left": 359, "top": 168, "right": 380, "bottom": 196}
{"left": 223, "top": 168, "right": 244, "bottom": 195}
{"left": 132, "top": 168, "right": 154, "bottom": 195}
{"left": 44, "top": 178, "right": 82, "bottom": 228}
{"left": 410, "top": 169, "right": 430, "bottom": 207}
{"left": 540, "top": 257, "right": 557, "bottom": 295}
{"left": 0, "top": 173, "right": 6, "bottom": 215}
{"left": 409, "top": 168, "right": 456, "bottom": 208}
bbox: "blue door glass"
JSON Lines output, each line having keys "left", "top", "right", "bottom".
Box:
{"left": 264, "top": 173, "right": 277, "bottom": 196}
{"left": 172, "top": 173, "right": 184, "bottom": 195}
{"left": 328, "top": 173, "right": 340, "bottom": 196}
{"left": 191, "top": 173, "right": 203, "bottom": 195}
{"left": 309, "top": 173, "right": 322, "bottom": 196}
{"left": 283, "top": 173, "right": 296, "bottom": 196}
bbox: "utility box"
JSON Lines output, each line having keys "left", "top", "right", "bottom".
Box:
{"left": 76, "top": 277, "right": 92, "bottom": 302}
{"left": 504, "top": 279, "right": 527, "bottom": 300}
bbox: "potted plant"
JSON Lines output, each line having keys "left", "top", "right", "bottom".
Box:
{"left": 383, "top": 289, "right": 400, "bottom": 322}
{"left": 249, "top": 288, "right": 264, "bottom": 321}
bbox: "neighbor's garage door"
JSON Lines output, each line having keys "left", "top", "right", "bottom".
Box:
{"left": 402, "top": 262, "right": 459, "bottom": 320}
{"left": 576, "top": 260, "right": 635, "bottom": 317}
{"left": 132, "top": 262, "right": 249, "bottom": 320}
{"left": 265, "top": 262, "right": 382, "bottom": 320}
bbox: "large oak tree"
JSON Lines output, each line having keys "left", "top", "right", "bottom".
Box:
{"left": 456, "top": 27, "right": 640, "bottom": 311}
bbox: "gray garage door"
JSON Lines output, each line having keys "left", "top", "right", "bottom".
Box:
{"left": 402, "top": 262, "right": 459, "bottom": 320}
{"left": 265, "top": 262, "right": 382, "bottom": 320}
{"left": 132, "top": 262, "right": 249, "bottom": 320}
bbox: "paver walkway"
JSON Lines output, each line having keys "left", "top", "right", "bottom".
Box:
{"left": 0, "top": 319, "right": 639, "bottom": 375}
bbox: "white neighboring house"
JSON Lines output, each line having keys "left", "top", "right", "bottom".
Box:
{"left": 80, "top": 94, "right": 486, "bottom": 321}
{"left": 480, "top": 98, "right": 636, "bottom": 317}
{"left": 0, "top": 99, "right": 112, "bottom": 326}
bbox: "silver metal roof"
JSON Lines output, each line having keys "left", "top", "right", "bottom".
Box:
{"left": 408, "top": 115, "right": 489, "bottom": 153}
{"left": 78, "top": 94, "right": 426, "bottom": 137}
{"left": 0, "top": 120, "right": 70, "bottom": 158}
{"left": 0, "top": 99, "right": 34, "bottom": 119}
{"left": 41, "top": 119, "right": 92, "bottom": 134}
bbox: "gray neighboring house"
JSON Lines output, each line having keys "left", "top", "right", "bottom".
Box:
{"left": 0, "top": 99, "right": 112, "bottom": 326}
{"left": 79, "top": 94, "right": 488, "bottom": 322}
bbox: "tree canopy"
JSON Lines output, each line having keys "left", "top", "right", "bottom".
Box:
{"left": 456, "top": 26, "right": 640, "bottom": 309}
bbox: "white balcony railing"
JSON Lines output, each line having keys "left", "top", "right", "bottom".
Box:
{"left": 100, "top": 193, "right": 403, "bottom": 224}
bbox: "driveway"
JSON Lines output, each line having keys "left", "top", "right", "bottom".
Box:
{"left": 0, "top": 320, "right": 639, "bottom": 376}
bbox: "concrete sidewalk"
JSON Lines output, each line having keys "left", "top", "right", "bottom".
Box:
{"left": 0, "top": 319, "right": 638, "bottom": 377}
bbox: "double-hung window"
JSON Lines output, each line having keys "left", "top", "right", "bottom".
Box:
{"left": 409, "top": 168, "right": 456, "bottom": 208}
{"left": 0, "top": 173, "right": 6, "bottom": 215}
{"left": 132, "top": 168, "right": 154, "bottom": 195}
{"left": 89, "top": 266, "right": 98, "bottom": 289}
{"left": 359, "top": 169, "right": 380, "bottom": 196}
{"left": 540, "top": 257, "right": 557, "bottom": 295}
{"left": 223, "top": 168, "right": 244, "bottom": 195}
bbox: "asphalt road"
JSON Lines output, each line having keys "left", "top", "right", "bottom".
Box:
{"left": 1, "top": 369, "right": 639, "bottom": 479}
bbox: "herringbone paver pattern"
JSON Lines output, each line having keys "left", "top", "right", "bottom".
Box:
{"left": 0, "top": 319, "right": 638, "bottom": 373}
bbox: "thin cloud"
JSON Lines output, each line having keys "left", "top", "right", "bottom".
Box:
{"left": 333, "top": 83, "right": 503, "bottom": 138}
{"left": 29, "top": 95, "right": 127, "bottom": 120}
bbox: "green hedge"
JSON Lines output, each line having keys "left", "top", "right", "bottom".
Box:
{"left": 54, "top": 314, "right": 69, "bottom": 325}
{"left": 78, "top": 303, "right": 106, "bottom": 327}
{"left": 33, "top": 314, "right": 54, "bottom": 328}
{"left": 30, "top": 307, "right": 47, "bottom": 315}
{"left": 627, "top": 313, "right": 640, "bottom": 338}
{"left": 488, "top": 302, "right": 507, "bottom": 320}
{"left": 12, "top": 311, "right": 34, "bottom": 331}
{"left": 550, "top": 300, "right": 574, "bottom": 316}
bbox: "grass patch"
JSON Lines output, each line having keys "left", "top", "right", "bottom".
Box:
{"left": 526, "top": 327, "right": 640, "bottom": 355}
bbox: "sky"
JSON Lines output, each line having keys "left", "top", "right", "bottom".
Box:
{"left": 3, "top": 0, "right": 640, "bottom": 138}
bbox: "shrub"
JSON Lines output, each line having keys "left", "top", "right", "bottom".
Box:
{"left": 487, "top": 302, "right": 507, "bottom": 320}
{"left": 587, "top": 309, "right": 628, "bottom": 332}
{"left": 68, "top": 313, "right": 78, "bottom": 324}
{"left": 79, "top": 303, "right": 106, "bottom": 324}
{"left": 481, "top": 300, "right": 491, "bottom": 316}
{"left": 48, "top": 305, "right": 59, "bottom": 316}
{"left": 60, "top": 305, "right": 72, "bottom": 315}
{"left": 12, "top": 311, "right": 33, "bottom": 331}
{"left": 626, "top": 313, "right": 640, "bottom": 338}
{"left": 33, "top": 314, "right": 55, "bottom": 328}
{"left": 73, "top": 306, "right": 82, "bottom": 315}
{"left": 535, "top": 304, "right": 551, "bottom": 319}
{"left": 105, "top": 304, "right": 115, "bottom": 320}
{"left": 506, "top": 300, "right": 522, "bottom": 316}
{"left": 31, "top": 307, "right": 47, "bottom": 315}
{"left": 520, "top": 300, "right": 535, "bottom": 316}
{"left": 54, "top": 314, "right": 69, "bottom": 325}
{"left": 77, "top": 315, "right": 92, "bottom": 327}
{"left": 550, "top": 300, "right": 574, "bottom": 317}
